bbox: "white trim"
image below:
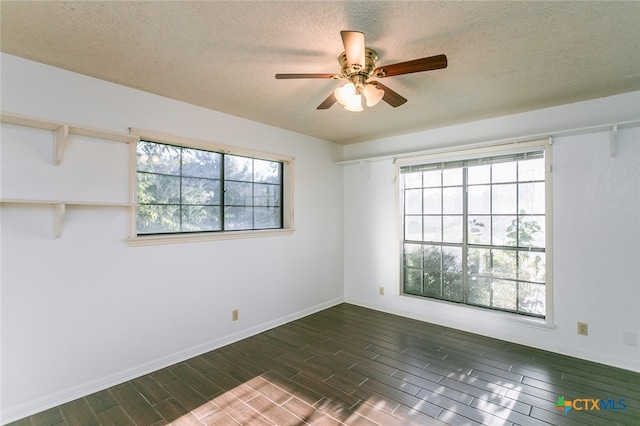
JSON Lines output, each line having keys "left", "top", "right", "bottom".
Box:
{"left": 128, "top": 129, "right": 295, "bottom": 244}
{"left": 0, "top": 297, "right": 344, "bottom": 424}
{"left": 543, "top": 137, "right": 554, "bottom": 326}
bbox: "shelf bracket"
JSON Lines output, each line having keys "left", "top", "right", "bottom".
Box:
{"left": 52, "top": 203, "right": 65, "bottom": 238}
{"left": 609, "top": 124, "right": 617, "bottom": 157}
{"left": 54, "top": 124, "right": 69, "bottom": 165}
{"left": 359, "top": 160, "right": 372, "bottom": 178}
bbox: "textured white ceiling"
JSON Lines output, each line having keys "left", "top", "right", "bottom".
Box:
{"left": 1, "top": 1, "right": 639, "bottom": 145}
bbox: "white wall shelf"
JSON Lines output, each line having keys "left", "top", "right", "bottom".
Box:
{"left": 1, "top": 112, "right": 139, "bottom": 165}
{"left": 1, "top": 111, "right": 136, "bottom": 238}
{"left": 1, "top": 199, "right": 131, "bottom": 239}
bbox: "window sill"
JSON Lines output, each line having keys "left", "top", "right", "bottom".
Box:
{"left": 127, "top": 228, "right": 295, "bottom": 246}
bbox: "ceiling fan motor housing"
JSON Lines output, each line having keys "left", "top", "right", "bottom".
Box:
{"left": 339, "top": 48, "right": 378, "bottom": 94}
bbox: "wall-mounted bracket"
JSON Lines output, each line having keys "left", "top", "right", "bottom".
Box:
{"left": 52, "top": 203, "right": 66, "bottom": 238}
{"left": 54, "top": 125, "right": 69, "bottom": 165}
{"left": 359, "top": 160, "right": 372, "bottom": 178}
{"left": 609, "top": 124, "right": 617, "bottom": 157}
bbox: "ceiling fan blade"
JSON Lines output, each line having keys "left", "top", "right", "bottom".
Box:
{"left": 275, "top": 73, "right": 337, "bottom": 79}
{"left": 340, "top": 30, "right": 365, "bottom": 70}
{"left": 373, "top": 54, "right": 447, "bottom": 78}
{"left": 317, "top": 92, "right": 337, "bottom": 110}
{"left": 369, "top": 81, "right": 407, "bottom": 107}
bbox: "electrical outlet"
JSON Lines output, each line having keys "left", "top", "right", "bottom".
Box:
{"left": 379, "top": 287, "right": 385, "bottom": 296}
{"left": 232, "top": 309, "right": 239, "bottom": 321}
{"left": 577, "top": 322, "right": 588, "bottom": 336}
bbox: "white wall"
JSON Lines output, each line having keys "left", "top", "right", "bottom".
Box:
{"left": 0, "top": 54, "right": 344, "bottom": 422}
{"left": 343, "top": 91, "right": 640, "bottom": 373}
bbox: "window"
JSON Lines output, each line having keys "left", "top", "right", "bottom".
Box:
{"left": 398, "top": 140, "right": 551, "bottom": 319}
{"left": 129, "top": 130, "right": 293, "bottom": 244}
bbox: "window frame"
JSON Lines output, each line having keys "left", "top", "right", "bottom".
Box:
{"left": 127, "top": 129, "right": 294, "bottom": 246}
{"left": 395, "top": 138, "right": 553, "bottom": 325}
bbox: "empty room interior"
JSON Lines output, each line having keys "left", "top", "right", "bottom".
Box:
{"left": 1, "top": 2, "right": 640, "bottom": 426}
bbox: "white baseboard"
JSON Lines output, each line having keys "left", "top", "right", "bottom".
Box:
{"left": 345, "top": 297, "right": 640, "bottom": 374}
{"left": 1, "top": 297, "right": 344, "bottom": 425}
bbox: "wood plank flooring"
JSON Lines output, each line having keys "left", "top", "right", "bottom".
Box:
{"left": 7, "top": 303, "right": 640, "bottom": 425}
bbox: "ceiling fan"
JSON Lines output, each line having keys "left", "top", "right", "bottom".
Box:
{"left": 275, "top": 30, "right": 447, "bottom": 112}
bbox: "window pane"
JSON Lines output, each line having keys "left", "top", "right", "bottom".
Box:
{"left": 423, "top": 188, "right": 441, "bottom": 214}
{"left": 254, "top": 159, "right": 281, "bottom": 184}
{"left": 423, "top": 170, "right": 441, "bottom": 187}
{"left": 468, "top": 216, "right": 490, "bottom": 245}
{"left": 468, "top": 277, "right": 491, "bottom": 306}
{"left": 137, "top": 141, "right": 180, "bottom": 175}
{"left": 443, "top": 187, "right": 462, "bottom": 214}
{"left": 225, "top": 206, "right": 253, "bottom": 229}
{"left": 518, "top": 158, "right": 545, "bottom": 181}
{"left": 492, "top": 249, "right": 517, "bottom": 279}
{"left": 405, "top": 189, "right": 422, "bottom": 214}
{"left": 182, "top": 206, "right": 221, "bottom": 231}
{"left": 442, "top": 215, "right": 463, "bottom": 243}
{"left": 518, "top": 182, "right": 545, "bottom": 214}
{"left": 492, "top": 280, "right": 517, "bottom": 310}
{"left": 254, "top": 207, "right": 280, "bottom": 228}
{"left": 492, "top": 215, "right": 517, "bottom": 246}
{"left": 182, "top": 148, "right": 221, "bottom": 179}
{"left": 492, "top": 162, "right": 517, "bottom": 183}
{"left": 424, "top": 272, "right": 442, "bottom": 297}
{"left": 137, "top": 205, "right": 180, "bottom": 234}
{"left": 182, "top": 177, "right": 220, "bottom": 205}
{"left": 423, "top": 216, "right": 442, "bottom": 242}
{"left": 443, "top": 246, "right": 463, "bottom": 273}
{"left": 404, "top": 269, "right": 423, "bottom": 294}
{"left": 467, "top": 247, "right": 491, "bottom": 275}
{"left": 254, "top": 183, "right": 280, "bottom": 207}
{"left": 492, "top": 183, "right": 517, "bottom": 214}
{"left": 443, "top": 168, "right": 462, "bottom": 186}
{"left": 405, "top": 216, "right": 422, "bottom": 241}
{"left": 404, "top": 243, "right": 423, "bottom": 268}
{"left": 423, "top": 245, "right": 441, "bottom": 271}
{"left": 404, "top": 172, "right": 422, "bottom": 189}
{"left": 518, "top": 282, "right": 545, "bottom": 315}
{"left": 468, "top": 164, "right": 490, "bottom": 184}
{"left": 224, "top": 181, "right": 252, "bottom": 206}
{"left": 518, "top": 216, "right": 545, "bottom": 248}
{"left": 443, "top": 273, "right": 463, "bottom": 301}
{"left": 137, "top": 173, "right": 180, "bottom": 204}
{"left": 225, "top": 155, "right": 253, "bottom": 181}
{"left": 468, "top": 185, "right": 490, "bottom": 214}
{"left": 518, "top": 252, "right": 546, "bottom": 283}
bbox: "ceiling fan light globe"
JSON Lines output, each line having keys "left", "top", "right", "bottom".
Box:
{"left": 363, "top": 84, "right": 384, "bottom": 107}
{"left": 344, "top": 94, "right": 363, "bottom": 112}
{"left": 334, "top": 82, "right": 356, "bottom": 106}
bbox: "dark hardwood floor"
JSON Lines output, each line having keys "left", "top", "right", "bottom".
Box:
{"left": 7, "top": 303, "right": 640, "bottom": 425}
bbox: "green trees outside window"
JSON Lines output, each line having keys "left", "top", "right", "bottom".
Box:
{"left": 136, "top": 140, "right": 282, "bottom": 235}
{"left": 401, "top": 150, "right": 547, "bottom": 318}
